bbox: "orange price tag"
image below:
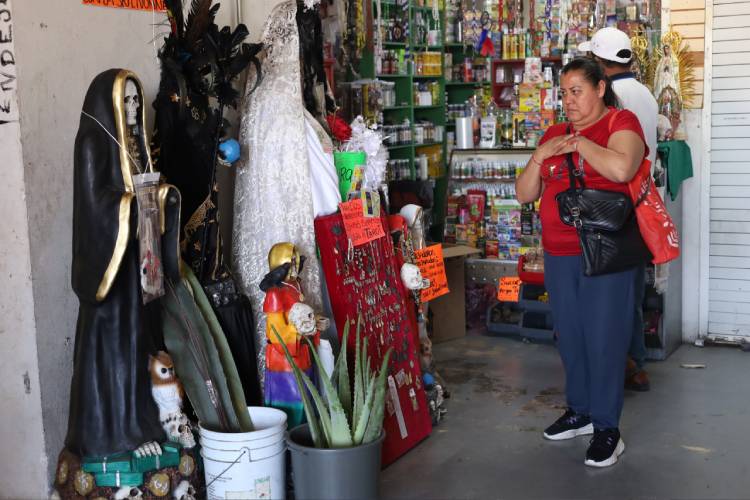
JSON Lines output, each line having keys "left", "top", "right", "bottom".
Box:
{"left": 83, "top": 0, "right": 166, "bottom": 11}
{"left": 414, "top": 244, "right": 450, "bottom": 302}
{"left": 339, "top": 199, "right": 385, "bottom": 246}
{"left": 497, "top": 276, "right": 521, "bottom": 302}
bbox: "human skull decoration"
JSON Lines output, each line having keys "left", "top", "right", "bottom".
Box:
{"left": 124, "top": 78, "right": 140, "bottom": 127}
{"left": 173, "top": 480, "right": 197, "bottom": 500}
{"left": 177, "top": 419, "right": 196, "bottom": 449}
{"left": 289, "top": 302, "right": 317, "bottom": 336}
{"left": 114, "top": 487, "right": 143, "bottom": 500}
{"left": 401, "top": 263, "right": 430, "bottom": 291}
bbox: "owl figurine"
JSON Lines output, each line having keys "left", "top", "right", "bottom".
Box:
{"left": 149, "top": 351, "right": 196, "bottom": 449}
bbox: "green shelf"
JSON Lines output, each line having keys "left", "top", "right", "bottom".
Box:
{"left": 361, "top": 0, "right": 450, "bottom": 240}
{"left": 387, "top": 143, "right": 415, "bottom": 150}
{"left": 446, "top": 81, "right": 491, "bottom": 86}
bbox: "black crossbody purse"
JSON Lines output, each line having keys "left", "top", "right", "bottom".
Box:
{"left": 555, "top": 146, "right": 652, "bottom": 277}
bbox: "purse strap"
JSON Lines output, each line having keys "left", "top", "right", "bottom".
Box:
{"left": 564, "top": 124, "right": 586, "bottom": 190}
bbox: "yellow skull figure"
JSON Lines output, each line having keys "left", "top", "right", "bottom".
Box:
{"left": 268, "top": 242, "right": 302, "bottom": 282}
{"left": 264, "top": 243, "right": 307, "bottom": 345}
{"left": 262, "top": 242, "right": 318, "bottom": 428}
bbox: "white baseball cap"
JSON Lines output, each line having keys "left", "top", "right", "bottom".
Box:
{"left": 578, "top": 27, "right": 633, "bottom": 64}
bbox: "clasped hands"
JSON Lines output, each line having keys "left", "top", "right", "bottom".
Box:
{"left": 530, "top": 133, "right": 584, "bottom": 167}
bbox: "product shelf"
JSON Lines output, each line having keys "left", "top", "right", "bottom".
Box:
{"left": 387, "top": 143, "right": 415, "bottom": 150}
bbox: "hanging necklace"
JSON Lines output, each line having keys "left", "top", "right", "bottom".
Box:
{"left": 283, "top": 280, "right": 305, "bottom": 302}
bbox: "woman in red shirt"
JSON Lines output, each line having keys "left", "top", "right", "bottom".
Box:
{"left": 515, "top": 58, "right": 647, "bottom": 468}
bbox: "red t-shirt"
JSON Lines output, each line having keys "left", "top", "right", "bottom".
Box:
{"left": 539, "top": 108, "right": 647, "bottom": 256}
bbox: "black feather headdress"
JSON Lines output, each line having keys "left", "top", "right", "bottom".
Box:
{"left": 153, "top": 0, "right": 262, "bottom": 282}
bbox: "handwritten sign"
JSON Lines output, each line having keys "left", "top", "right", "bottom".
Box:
{"left": 82, "top": 0, "right": 166, "bottom": 11}
{"left": 0, "top": 0, "right": 17, "bottom": 125}
{"left": 414, "top": 244, "right": 449, "bottom": 302}
{"left": 339, "top": 198, "right": 385, "bottom": 246}
{"left": 497, "top": 276, "right": 521, "bottom": 302}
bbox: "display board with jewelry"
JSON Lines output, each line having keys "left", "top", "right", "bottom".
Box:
{"left": 314, "top": 211, "right": 433, "bottom": 466}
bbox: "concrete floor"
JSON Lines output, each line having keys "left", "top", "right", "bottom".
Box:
{"left": 381, "top": 335, "right": 750, "bottom": 499}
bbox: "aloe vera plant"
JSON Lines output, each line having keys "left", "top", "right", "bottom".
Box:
{"left": 272, "top": 317, "right": 392, "bottom": 448}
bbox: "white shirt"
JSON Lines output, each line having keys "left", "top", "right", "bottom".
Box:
{"left": 612, "top": 74, "right": 658, "bottom": 167}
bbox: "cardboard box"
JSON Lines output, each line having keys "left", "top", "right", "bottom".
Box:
{"left": 429, "top": 244, "right": 482, "bottom": 343}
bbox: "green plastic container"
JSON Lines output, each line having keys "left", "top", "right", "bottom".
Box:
{"left": 333, "top": 151, "right": 367, "bottom": 200}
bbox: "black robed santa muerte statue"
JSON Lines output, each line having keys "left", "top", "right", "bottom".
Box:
{"left": 56, "top": 69, "right": 206, "bottom": 499}
{"left": 152, "top": 0, "right": 264, "bottom": 406}
{"left": 66, "top": 70, "right": 181, "bottom": 459}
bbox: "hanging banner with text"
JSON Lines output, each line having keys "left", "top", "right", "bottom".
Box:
{"left": 82, "top": 0, "right": 166, "bottom": 11}
{"left": 497, "top": 276, "right": 521, "bottom": 302}
{"left": 339, "top": 198, "right": 385, "bottom": 247}
{"left": 414, "top": 244, "right": 449, "bottom": 302}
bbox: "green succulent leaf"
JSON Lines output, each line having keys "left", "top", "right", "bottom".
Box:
{"left": 270, "top": 326, "right": 327, "bottom": 448}
{"left": 336, "top": 319, "right": 353, "bottom": 423}
{"left": 353, "top": 373, "right": 376, "bottom": 445}
{"left": 303, "top": 336, "right": 353, "bottom": 447}
{"left": 363, "top": 348, "right": 392, "bottom": 444}
{"left": 353, "top": 317, "right": 364, "bottom": 430}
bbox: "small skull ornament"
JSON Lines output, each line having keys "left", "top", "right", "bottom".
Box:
{"left": 114, "top": 486, "right": 143, "bottom": 500}
{"left": 177, "top": 421, "right": 197, "bottom": 449}
{"left": 173, "top": 480, "right": 197, "bottom": 500}
{"left": 401, "top": 263, "right": 430, "bottom": 291}
{"left": 124, "top": 78, "right": 140, "bottom": 126}
{"left": 289, "top": 302, "right": 316, "bottom": 336}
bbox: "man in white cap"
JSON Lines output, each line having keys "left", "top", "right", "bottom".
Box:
{"left": 579, "top": 26, "right": 656, "bottom": 393}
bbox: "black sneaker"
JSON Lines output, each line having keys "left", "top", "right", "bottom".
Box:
{"left": 585, "top": 428, "right": 625, "bottom": 467}
{"left": 543, "top": 409, "right": 594, "bottom": 441}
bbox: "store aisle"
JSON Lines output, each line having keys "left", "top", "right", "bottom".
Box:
{"left": 381, "top": 336, "right": 750, "bottom": 499}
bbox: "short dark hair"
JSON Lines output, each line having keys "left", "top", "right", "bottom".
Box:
{"left": 561, "top": 57, "right": 620, "bottom": 108}
{"left": 597, "top": 56, "right": 632, "bottom": 71}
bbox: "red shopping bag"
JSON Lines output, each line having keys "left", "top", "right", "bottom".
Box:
{"left": 628, "top": 159, "right": 680, "bottom": 264}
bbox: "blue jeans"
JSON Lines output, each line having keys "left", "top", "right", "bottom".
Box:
{"left": 544, "top": 253, "right": 641, "bottom": 430}
{"left": 629, "top": 268, "right": 647, "bottom": 369}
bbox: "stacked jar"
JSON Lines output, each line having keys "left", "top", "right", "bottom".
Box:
{"left": 383, "top": 123, "right": 412, "bottom": 146}
{"left": 387, "top": 159, "right": 413, "bottom": 181}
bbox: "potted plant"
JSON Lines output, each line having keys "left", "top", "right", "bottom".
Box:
{"left": 273, "top": 318, "right": 391, "bottom": 500}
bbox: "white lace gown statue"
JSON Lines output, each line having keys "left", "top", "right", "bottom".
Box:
{"left": 233, "top": 0, "right": 323, "bottom": 378}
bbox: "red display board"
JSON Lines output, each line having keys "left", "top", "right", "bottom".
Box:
{"left": 315, "top": 212, "right": 432, "bottom": 466}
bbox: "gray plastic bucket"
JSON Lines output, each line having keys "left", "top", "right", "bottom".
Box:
{"left": 287, "top": 424, "right": 385, "bottom": 500}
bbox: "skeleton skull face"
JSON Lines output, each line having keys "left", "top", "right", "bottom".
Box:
{"left": 114, "top": 486, "right": 143, "bottom": 500}
{"left": 173, "top": 480, "right": 197, "bottom": 500}
{"left": 401, "top": 263, "right": 430, "bottom": 291}
{"left": 124, "top": 79, "right": 140, "bottom": 126}
{"left": 289, "top": 302, "right": 316, "bottom": 336}
{"left": 178, "top": 422, "right": 196, "bottom": 449}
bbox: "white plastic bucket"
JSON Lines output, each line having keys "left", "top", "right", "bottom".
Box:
{"left": 199, "top": 407, "right": 287, "bottom": 500}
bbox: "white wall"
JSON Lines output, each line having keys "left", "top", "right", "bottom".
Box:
{"left": 0, "top": 3, "right": 48, "bottom": 495}
{"left": 681, "top": 109, "right": 703, "bottom": 343}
